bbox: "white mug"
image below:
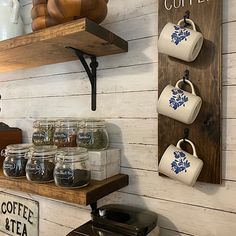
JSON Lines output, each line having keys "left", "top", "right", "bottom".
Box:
{"left": 158, "top": 18, "right": 204, "bottom": 62}
{"left": 158, "top": 139, "right": 203, "bottom": 186}
{"left": 157, "top": 79, "right": 202, "bottom": 124}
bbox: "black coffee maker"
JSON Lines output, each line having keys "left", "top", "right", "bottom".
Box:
{"left": 67, "top": 204, "right": 158, "bottom": 236}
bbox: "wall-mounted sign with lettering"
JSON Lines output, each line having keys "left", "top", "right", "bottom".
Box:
{"left": 158, "top": 0, "right": 222, "bottom": 184}
{"left": 164, "top": 0, "right": 209, "bottom": 11}
{"left": 0, "top": 192, "right": 39, "bottom": 236}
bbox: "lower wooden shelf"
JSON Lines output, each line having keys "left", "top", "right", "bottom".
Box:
{"left": 0, "top": 171, "right": 128, "bottom": 206}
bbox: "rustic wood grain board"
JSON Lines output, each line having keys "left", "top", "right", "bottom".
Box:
{"left": 0, "top": 18, "right": 128, "bottom": 72}
{"left": 158, "top": 0, "right": 222, "bottom": 184}
{"left": 0, "top": 128, "right": 22, "bottom": 167}
{"left": 0, "top": 172, "right": 128, "bottom": 205}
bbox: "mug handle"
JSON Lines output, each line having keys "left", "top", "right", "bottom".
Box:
{"left": 0, "top": 149, "right": 7, "bottom": 157}
{"left": 176, "top": 138, "right": 198, "bottom": 158}
{"left": 177, "top": 18, "right": 196, "bottom": 31}
{"left": 175, "top": 79, "right": 196, "bottom": 95}
{"left": 1, "top": 149, "right": 6, "bottom": 157}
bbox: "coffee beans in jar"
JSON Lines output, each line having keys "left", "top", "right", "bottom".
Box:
{"left": 54, "top": 147, "right": 90, "bottom": 188}
{"left": 26, "top": 146, "right": 57, "bottom": 183}
{"left": 2, "top": 144, "right": 32, "bottom": 178}
{"left": 32, "top": 119, "right": 56, "bottom": 146}
{"left": 53, "top": 119, "right": 79, "bottom": 147}
{"left": 77, "top": 120, "right": 109, "bottom": 150}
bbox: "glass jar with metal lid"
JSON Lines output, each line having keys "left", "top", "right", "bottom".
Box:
{"left": 26, "top": 146, "right": 57, "bottom": 183}
{"left": 2, "top": 144, "right": 32, "bottom": 178}
{"left": 54, "top": 147, "right": 90, "bottom": 188}
{"left": 32, "top": 119, "right": 56, "bottom": 146}
{"left": 53, "top": 119, "right": 79, "bottom": 147}
{"left": 76, "top": 120, "right": 109, "bottom": 150}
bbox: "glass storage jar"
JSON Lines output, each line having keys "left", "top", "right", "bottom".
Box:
{"left": 26, "top": 146, "right": 57, "bottom": 183}
{"left": 53, "top": 119, "right": 79, "bottom": 147}
{"left": 77, "top": 120, "right": 109, "bottom": 150}
{"left": 54, "top": 147, "right": 90, "bottom": 188}
{"left": 32, "top": 119, "right": 56, "bottom": 146}
{"left": 2, "top": 144, "right": 32, "bottom": 178}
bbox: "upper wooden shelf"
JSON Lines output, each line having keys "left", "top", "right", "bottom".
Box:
{"left": 0, "top": 18, "right": 128, "bottom": 72}
{"left": 0, "top": 171, "right": 128, "bottom": 206}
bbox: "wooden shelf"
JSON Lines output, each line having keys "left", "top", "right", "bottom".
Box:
{"left": 0, "top": 18, "right": 128, "bottom": 72}
{"left": 0, "top": 171, "right": 128, "bottom": 205}
{"left": 0, "top": 19, "right": 129, "bottom": 201}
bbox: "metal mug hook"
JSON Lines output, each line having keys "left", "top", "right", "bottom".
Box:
{"left": 183, "top": 10, "right": 191, "bottom": 27}
{"left": 183, "top": 128, "right": 189, "bottom": 143}
{"left": 183, "top": 69, "right": 190, "bottom": 84}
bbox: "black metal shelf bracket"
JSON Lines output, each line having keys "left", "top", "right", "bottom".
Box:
{"left": 66, "top": 46, "right": 98, "bottom": 111}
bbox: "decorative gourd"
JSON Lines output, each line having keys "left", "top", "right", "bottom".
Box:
{"left": 47, "top": 0, "right": 109, "bottom": 24}
{"left": 32, "top": 15, "right": 72, "bottom": 31}
{"left": 33, "top": 0, "right": 47, "bottom": 6}
{"left": 31, "top": 0, "right": 75, "bottom": 31}
{"left": 31, "top": 4, "right": 49, "bottom": 20}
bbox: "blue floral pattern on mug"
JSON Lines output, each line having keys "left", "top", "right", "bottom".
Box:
{"left": 169, "top": 88, "right": 188, "bottom": 110}
{"left": 171, "top": 151, "right": 190, "bottom": 174}
{"left": 171, "top": 26, "right": 191, "bottom": 45}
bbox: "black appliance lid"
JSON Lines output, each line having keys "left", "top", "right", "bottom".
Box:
{"left": 67, "top": 221, "right": 123, "bottom": 236}
{"left": 91, "top": 204, "right": 158, "bottom": 236}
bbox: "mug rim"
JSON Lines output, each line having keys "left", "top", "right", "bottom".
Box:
{"left": 186, "top": 96, "right": 202, "bottom": 124}
{"left": 187, "top": 158, "right": 203, "bottom": 186}
{"left": 158, "top": 22, "right": 204, "bottom": 62}
{"left": 158, "top": 144, "right": 203, "bottom": 186}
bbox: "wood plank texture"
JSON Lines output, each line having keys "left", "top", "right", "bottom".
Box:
{"left": 0, "top": 91, "right": 157, "bottom": 119}
{"left": 0, "top": 129, "right": 22, "bottom": 152}
{"left": 0, "top": 173, "right": 128, "bottom": 205}
{"left": 158, "top": 0, "right": 222, "bottom": 184}
{"left": 121, "top": 168, "right": 236, "bottom": 213}
{"left": 101, "top": 191, "right": 236, "bottom": 236}
{"left": 0, "top": 35, "right": 157, "bottom": 82}
{"left": 0, "top": 18, "right": 128, "bottom": 72}
{"left": 0, "top": 0, "right": 236, "bottom": 235}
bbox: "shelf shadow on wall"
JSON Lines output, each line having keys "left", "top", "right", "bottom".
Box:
{"left": 105, "top": 123, "right": 184, "bottom": 236}
{"left": 168, "top": 39, "right": 216, "bottom": 70}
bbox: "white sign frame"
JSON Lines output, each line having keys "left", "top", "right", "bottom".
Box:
{"left": 0, "top": 192, "right": 39, "bottom": 236}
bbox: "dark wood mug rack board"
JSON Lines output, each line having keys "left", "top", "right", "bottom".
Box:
{"left": 158, "top": 0, "right": 222, "bottom": 184}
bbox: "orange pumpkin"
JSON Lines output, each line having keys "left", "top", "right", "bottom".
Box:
{"left": 47, "top": 0, "right": 109, "bottom": 24}
{"left": 31, "top": 4, "right": 49, "bottom": 20}
{"left": 33, "top": 0, "right": 48, "bottom": 6}
{"left": 31, "top": 1, "right": 74, "bottom": 31}
{"left": 32, "top": 15, "right": 73, "bottom": 31}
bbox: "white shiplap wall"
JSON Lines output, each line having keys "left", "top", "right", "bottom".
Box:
{"left": 0, "top": 0, "right": 235, "bottom": 235}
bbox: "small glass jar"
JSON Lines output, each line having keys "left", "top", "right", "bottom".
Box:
{"left": 2, "top": 144, "right": 32, "bottom": 178}
{"left": 54, "top": 147, "right": 90, "bottom": 188}
{"left": 32, "top": 119, "right": 56, "bottom": 146}
{"left": 77, "top": 120, "right": 109, "bottom": 150}
{"left": 26, "top": 146, "right": 57, "bottom": 183}
{"left": 53, "top": 119, "right": 79, "bottom": 147}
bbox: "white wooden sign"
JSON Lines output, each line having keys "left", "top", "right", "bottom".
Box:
{"left": 0, "top": 192, "right": 39, "bottom": 236}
